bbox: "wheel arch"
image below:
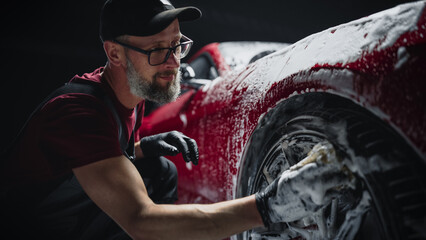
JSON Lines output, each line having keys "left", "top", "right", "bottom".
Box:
{"left": 234, "top": 91, "right": 426, "bottom": 239}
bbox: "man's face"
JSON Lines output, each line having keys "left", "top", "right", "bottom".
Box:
{"left": 123, "top": 19, "right": 182, "bottom": 104}
{"left": 126, "top": 56, "right": 181, "bottom": 104}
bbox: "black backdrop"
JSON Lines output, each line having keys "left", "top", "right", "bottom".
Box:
{"left": 1, "top": 0, "right": 413, "bottom": 149}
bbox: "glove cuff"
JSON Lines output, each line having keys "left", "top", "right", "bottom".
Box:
{"left": 255, "top": 192, "right": 273, "bottom": 227}
{"left": 140, "top": 136, "right": 153, "bottom": 158}
{"left": 254, "top": 178, "right": 279, "bottom": 227}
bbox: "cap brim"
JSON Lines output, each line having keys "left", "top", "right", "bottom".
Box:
{"left": 155, "top": 7, "right": 201, "bottom": 22}
{"left": 149, "top": 7, "right": 201, "bottom": 35}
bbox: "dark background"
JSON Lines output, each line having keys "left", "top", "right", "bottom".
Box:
{"left": 1, "top": 0, "right": 414, "bottom": 149}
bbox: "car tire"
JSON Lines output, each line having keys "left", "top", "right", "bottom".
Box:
{"left": 236, "top": 93, "right": 426, "bottom": 240}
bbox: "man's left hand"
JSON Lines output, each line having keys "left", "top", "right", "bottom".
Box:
{"left": 140, "top": 131, "right": 199, "bottom": 165}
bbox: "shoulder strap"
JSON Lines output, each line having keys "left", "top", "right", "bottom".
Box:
{"left": 4, "top": 82, "right": 135, "bottom": 160}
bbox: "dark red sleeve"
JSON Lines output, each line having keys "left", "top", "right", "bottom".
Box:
{"left": 39, "top": 93, "right": 123, "bottom": 169}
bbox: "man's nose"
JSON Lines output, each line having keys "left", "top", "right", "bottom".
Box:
{"left": 164, "top": 50, "right": 180, "bottom": 67}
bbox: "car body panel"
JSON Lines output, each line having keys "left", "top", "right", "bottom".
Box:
{"left": 138, "top": 1, "right": 426, "bottom": 204}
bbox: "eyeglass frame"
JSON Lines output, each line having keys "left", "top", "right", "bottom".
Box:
{"left": 112, "top": 35, "right": 193, "bottom": 66}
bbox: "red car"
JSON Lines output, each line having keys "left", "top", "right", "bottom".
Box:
{"left": 140, "top": 1, "right": 426, "bottom": 239}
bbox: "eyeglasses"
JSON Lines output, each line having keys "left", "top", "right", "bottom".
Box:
{"left": 113, "top": 35, "right": 193, "bottom": 66}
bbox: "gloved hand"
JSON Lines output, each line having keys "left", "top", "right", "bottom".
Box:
{"left": 140, "top": 131, "right": 199, "bottom": 165}
{"left": 255, "top": 143, "right": 354, "bottom": 227}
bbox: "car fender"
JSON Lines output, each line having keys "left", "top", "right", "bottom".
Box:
{"left": 142, "top": 1, "right": 426, "bottom": 203}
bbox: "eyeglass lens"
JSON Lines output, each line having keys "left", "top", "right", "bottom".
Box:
{"left": 149, "top": 42, "right": 191, "bottom": 65}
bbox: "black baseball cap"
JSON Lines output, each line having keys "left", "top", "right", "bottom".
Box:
{"left": 100, "top": 0, "right": 202, "bottom": 42}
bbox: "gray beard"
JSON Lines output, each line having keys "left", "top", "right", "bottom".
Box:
{"left": 126, "top": 58, "right": 181, "bottom": 104}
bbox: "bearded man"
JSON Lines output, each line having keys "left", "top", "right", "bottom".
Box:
{"left": 2, "top": 0, "right": 351, "bottom": 239}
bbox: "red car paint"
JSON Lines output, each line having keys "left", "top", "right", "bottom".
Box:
{"left": 139, "top": 1, "right": 426, "bottom": 206}
{"left": 188, "top": 42, "right": 231, "bottom": 75}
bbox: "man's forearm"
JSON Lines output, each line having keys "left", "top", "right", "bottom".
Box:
{"left": 129, "top": 195, "right": 263, "bottom": 240}
{"left": 74, "top": 155, "right": 263, "bottom": 239}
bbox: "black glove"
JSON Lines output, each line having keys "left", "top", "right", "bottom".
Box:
{"left": 140, "top": 131, "right": 199, "bottom": 165}
{"left": 255, "top": 178, "right": 280, "bottom": 227}
{"left": 255, "top": 143, "right": 354, "bottom": 227}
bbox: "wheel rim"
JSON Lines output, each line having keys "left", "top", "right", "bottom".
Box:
{"left": 244, "top": 125, "right": 377, "bottom": 240}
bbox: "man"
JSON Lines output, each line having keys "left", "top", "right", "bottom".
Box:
{"left": 2, "top": 0, "right": 352, "bottom": 239}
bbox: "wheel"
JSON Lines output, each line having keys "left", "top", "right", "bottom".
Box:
{"left": 236, "top": 93, "right": 426, "bottom": 240}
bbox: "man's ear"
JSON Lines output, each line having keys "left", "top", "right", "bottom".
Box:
{"left": 103, "top": 41, "right": 126, "bottom": 67}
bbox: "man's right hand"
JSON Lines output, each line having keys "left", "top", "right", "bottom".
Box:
{"left": 255, "top": 142, "right": 354, "bottom": 227}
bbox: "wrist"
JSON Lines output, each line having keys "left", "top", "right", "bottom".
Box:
{"left": 135, "top": 141, "right": 144, "bottom": 159}
{"left": 254, "top": 179, "right": 279, "bottom": 227}
{"left": 255, "top": 192, "right": 273, "bottom": 227}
